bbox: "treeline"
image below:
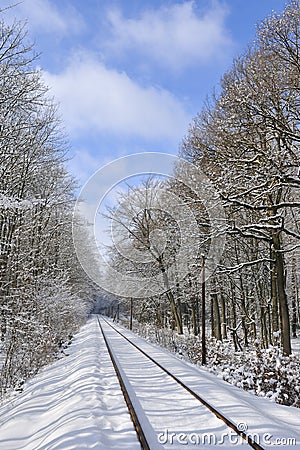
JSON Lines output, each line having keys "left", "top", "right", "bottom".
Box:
{"left": 103, "top": 1, "right": 300, "bottom": 357}
{"left": 0, "top": 18, "right": 96, "bottom": 394}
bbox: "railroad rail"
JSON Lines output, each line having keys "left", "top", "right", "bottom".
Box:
{"left": 97, "top": 316, "right": 264, "bottom": 450}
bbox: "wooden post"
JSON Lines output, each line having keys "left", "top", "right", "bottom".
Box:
{"left": 201, "top": 255, "right": 206, "bottom": 365}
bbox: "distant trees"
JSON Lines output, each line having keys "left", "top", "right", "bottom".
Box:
{"left": 0, "top": 18, "right": 95, "bottom": 394}
{"left": 105, "top": 179, "right": 187, "bottom": 334}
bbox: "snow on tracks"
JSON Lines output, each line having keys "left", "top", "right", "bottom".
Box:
{"left": 99, "top": 317, "right": 261, "bottom": 449}
{"left": 100, "top": 317, "right": 300, "bottom": 450}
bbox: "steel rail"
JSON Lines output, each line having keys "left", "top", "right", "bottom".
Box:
{"left": 97, "top": 317, "right": 150, "bottom": 450}
{"left": 100, "top": 315, "right": 264, "bottom": 450}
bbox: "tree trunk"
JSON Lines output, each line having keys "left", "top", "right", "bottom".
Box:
{"left": 160, "top": 262, "right": 183, "bottom": 334}
{"left": 260, "top": 306, "right": 268, "bottom": 349}
{"left": 220, "top": 292, "right": 227, "bottom": 340}
{"left": 201, "top": 256, "right": 206, "bottom": 365}
{"left": 211, "top": 296, "right": 215, "bottom": 338}
{"left": 191, "top": 299, "right": 199, "bottom": 336}
{"left": 291, "top": 258, "right": 298, "bottom": 338}
{"left": 272, "top": 232, "right": 291, "bottom": 355}
{"left": 270, "top": 245, "right": 279, "bottom": 335}
{"left": 167, "top": 291, "right": 183, "bottom": 334}
{"left": 211, "top": 292, "right": 222, "bottom": 341}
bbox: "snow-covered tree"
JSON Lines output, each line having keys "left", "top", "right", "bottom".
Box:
{"left": 0, "top": 16, "right": 96, "bottom": 394}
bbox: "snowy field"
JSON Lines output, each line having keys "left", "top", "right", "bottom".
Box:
{"left": 0, "top": 316, "right": 299, "bottom": 449}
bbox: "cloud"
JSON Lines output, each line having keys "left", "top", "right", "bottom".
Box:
{"left": 43, "top": 55, "right": 190, "bottom": 141}
{"left": 6, "top": 0, "right": 85, "bottom": 36}
{"left": 105, "top": 1, "right": 233, "bottom": 71}
{"left": 66, "top": 149, "right": 108, "bottom": 186}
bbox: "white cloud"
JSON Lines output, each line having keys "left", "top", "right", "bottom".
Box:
{"left": 66, "top": 149, "right": 107, "bottom": 186}
{"left": 43, "top": 55, "right": 190, "bottom": 141}
{"left": 7, "top": 0, "right": 84, "bottom": 36}
{"left": 106, "top": 1, "right": 233, "bottom": 70}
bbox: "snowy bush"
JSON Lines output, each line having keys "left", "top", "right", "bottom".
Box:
{"left": 0, "top": 277, "right": 89, "bottom": 395}
{"left": 212, "top": 343, "right": 300, "bottom": 407}
{"left": 129, "top": 321, "right": 300, "bottom": 408}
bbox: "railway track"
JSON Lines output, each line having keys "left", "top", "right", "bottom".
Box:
{"left": 97, "top": 316, "right": 264, "bottom": 450}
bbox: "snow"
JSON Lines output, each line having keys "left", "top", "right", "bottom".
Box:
{"left": 100, "top": 318, "right": 240, "bottom": 449}
{"left": 105, "top": 319, "right": 300, "bottom": 449}
{"left": 292, "top": 336, "right": 300, "bottom": 356}
{"left": 0, "top": 317, "right": 140, "bottom": 450}
{"left": 0, "top": 315, "right": 299, "bottom": 449}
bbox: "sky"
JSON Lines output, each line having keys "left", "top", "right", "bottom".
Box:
{"left": 2, "top": 0, "right": 289, "bottom": 187}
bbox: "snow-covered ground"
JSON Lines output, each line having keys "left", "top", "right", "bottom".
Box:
{"left": 0, "top": 316, "right": 299, "bottom": 449}
{"left": 0, "top": 317, "right": 140, "bottom": 450}
{"left": 103, "top": 319, "right": 300, "bottom": 449}
{"left": 292, "top": 336, "right": 300, "bottom": 355}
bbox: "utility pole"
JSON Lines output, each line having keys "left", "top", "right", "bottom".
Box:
{"left": 129, "top": 297, "right": 133, "bottom": 330}
{"left": 201, "top": 255, "right": 206, "bottom": 365}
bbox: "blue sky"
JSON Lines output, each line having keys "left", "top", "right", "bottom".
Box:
{"left": 4, "top": 0, "right": 287, "bottom": 187}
